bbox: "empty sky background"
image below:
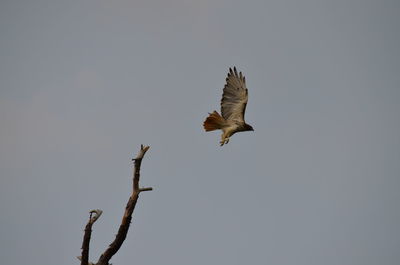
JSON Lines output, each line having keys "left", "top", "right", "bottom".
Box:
{"left": 1, "top": 0, "right": 399, "bottom": 265}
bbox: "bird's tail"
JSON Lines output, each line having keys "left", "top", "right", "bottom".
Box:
{"left": 203, "top": 111, "right": 226, "bottom": 131}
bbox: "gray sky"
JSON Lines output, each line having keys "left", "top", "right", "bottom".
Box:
{"left": 1, "top": 0, "right": 399, "bottom": 264}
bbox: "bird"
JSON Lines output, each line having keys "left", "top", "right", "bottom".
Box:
{"left": 203, "top": 67, "right": 254, "bottom": 146}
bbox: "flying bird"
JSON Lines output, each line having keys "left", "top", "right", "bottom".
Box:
{"left": 203, "top": 67, "right": 254, "bottom": 146}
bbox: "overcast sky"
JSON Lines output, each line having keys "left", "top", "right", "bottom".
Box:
{"left": 1, "top": 1, "right": 399, "bottom": 265}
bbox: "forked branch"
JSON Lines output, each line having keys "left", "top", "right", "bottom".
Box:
{"left": 79, "top": 145, "right": 152, "bottom": 265}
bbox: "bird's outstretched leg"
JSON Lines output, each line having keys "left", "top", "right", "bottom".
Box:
{"left": 225, "top": 138, "right": 230, "bottom": 144}
{"left": 220, "top": 134, "right": 225, "bottom": 146}
{"left": 220, "top": 133, "right": 230, "bottom": 146}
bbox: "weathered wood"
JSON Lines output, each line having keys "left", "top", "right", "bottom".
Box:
{"left": 79, "top": 210, "right": 102, "bottom": 265}
{"left": 95, "top": 145, "right": 152, "bottom": 265}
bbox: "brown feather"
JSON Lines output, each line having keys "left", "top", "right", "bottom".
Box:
{"left": 203, "top": 111, "right": 226, "bottom": 131}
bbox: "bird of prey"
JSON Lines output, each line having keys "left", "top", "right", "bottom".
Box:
{"left": 203, "top": 67, "right": 254, "bottom": 146}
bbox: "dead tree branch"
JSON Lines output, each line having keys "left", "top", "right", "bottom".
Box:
{"left": 78, "top": 145, "right": 152, "bottom": 265}
{"left": 94, "top": 144, "right": 152, "bottom": 265}
{"left": 79, "top": 209, "right": 103, "bottom": 265}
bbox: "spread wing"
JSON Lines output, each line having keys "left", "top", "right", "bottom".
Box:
{"left": 221, "top": 67, "right": 248, "bottom": 122}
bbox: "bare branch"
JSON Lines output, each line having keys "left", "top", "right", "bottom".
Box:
{"left": 133, "top": 145, "right": 150, "bottom": 192}
{"left": 89, "top": 209, "right": 103, "bottom": 224}
{"left": 139, "top": 187, "right": 153, "bottom": 192}
{"left": 96, "top": 145, "right": 152, "bottom": 265}
{"left": 80, "top": 209, "right": 102, "bottom": 265}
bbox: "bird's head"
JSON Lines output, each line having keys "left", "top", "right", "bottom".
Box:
{"left": 244, "top": 123, "right": 254, "bottom": 132}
